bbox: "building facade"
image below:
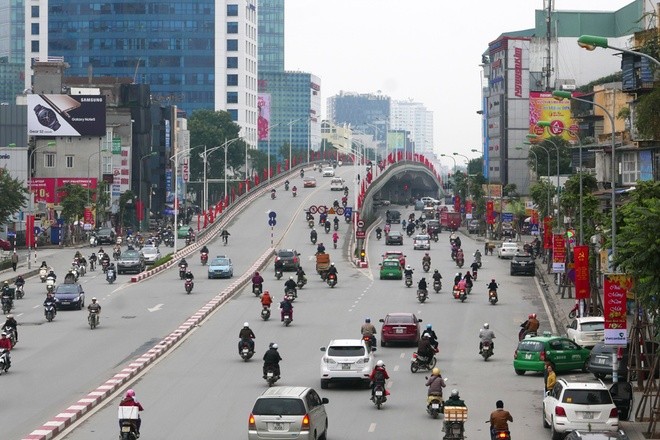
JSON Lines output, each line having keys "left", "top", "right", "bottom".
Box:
{"left": 257, "top": 0, "right": 284, "bottom": 73}
{"left": 390, "top": 99, "right": 434, "bottom": 154}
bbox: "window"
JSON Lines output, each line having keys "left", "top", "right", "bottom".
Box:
{"left": 227, "top": 39, "right": 238, "bottom": 51}
{"left": 226, "top": 4, "right": 238, "bottom": 16}
{"left": 31, "top": 23, "right": 40, "bottom": 35}
{"left": 44, "top": 153, "right": 55, "bottom": 168}
{"left": 65, "top": 155, "right": 74, "bottom": 168}
{"left": 31, "top": 40, "right": 39, "bottom": 52}
{"left": 621, "top": 151, "right": 639, "bottom": 184}
{"left": 227, "top": 56, "right": 238, "bottom": 68}
{"left": 31, "top": 6, "right": 39, "bottom": 17}
{"left": 226, "top": 92, "right": 238, "bottom": 104}
{"left": 227, "top": 22, "right": 238, "bottom": 34}
{"left": 102, "top": 155, "right": 113, "bottom": 174}
{"left": 227, "top": 74, "right": 238, "bottom": 86}
{"left": 228, "top": 109, "right": 238, "bottom": 121}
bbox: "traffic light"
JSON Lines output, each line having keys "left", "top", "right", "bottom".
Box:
{"left": 360, "top": 248, "right": 366, "bottom": 262}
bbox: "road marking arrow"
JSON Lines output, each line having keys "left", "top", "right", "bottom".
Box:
{"left": 148, "top": 304, "right": 164, "bottom": 312}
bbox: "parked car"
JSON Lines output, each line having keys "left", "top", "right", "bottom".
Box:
{"left": 467, "top": 219, "right": 480, "bottom": 234}
{"left": 54, "top": 283, "right": 85, "bottom": 310}
{"left": 207, "top": 256, "right": 234, "bottom": 279}
{"left": 248, "top": 387, "right": 329, "bottom": 440}
{"left": 587, "top": 341, "right": 659, "bottom": 381}
{"left": 320, "top": 339, "right": 375, "bottom": 389}
{"left": 141, "top": 245, "right": 161, "bottom": 265}
{"left": 275, "top": 249, "right": 300, "bottom": 271}
{"left": 567, "top": 317, "right": 605, "bottom": 348}
{"left": 379, "top": 313, "right": 423, "bottom": 347}
{"left": 510, "top": 253, "right": 536, "bottom": 275}
{"left": 382, "top": 251, "right": 406, "bottom": 268}
{"left": 385, "top": 230, "right": 403, "bottom": 245}
{"left": 543, "top": 378, "right": 619, "bottom": 438}
{"left": 116, "top": 249, "right": 146, "bottom": 274}
{"left": 413, "top": 234, "right": 431, "bottom": 250}
{"left": 379, "top": 258, "right": 402, "bottom": 280}
{"left": 514, "top": 335, "right": 591, "bottom": 375}
{"left": 303, "top": 176, "right": 317, "bottom": 188}
{"left": 497, "top": 242, "right": 519, "bottom": 259}
{"left": 95, "top": 227, "right": 116, "bottom": 244}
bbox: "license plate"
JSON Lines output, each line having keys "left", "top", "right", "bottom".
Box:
{"left": 525, "top": 353, "right": 533, "bottom": 360}
{"left": 375, "top": 390, "right": 383, "bottom": 396}
{"left": 342, "top": 363, "right": 351, "bottom": 370}
{"left": 284, "top": 315, "right": 290, "bottom": 320}
{"left": 242, "top": 349, "right": 248, "bottom": 354}
{"left": 582, "top": 412, "right": 594, "bottom": 419}
{"left": 267, "top": 372, "right": 273, "bottom": 378}
{"left": 61, "top": 301, "right": 70, "bottom": 305}
{"left": 121, "top": 426, "right": 131, "bottom": 433}
{"left": 432, "top": 403, "right": 440, "bottom": 409}
{"left": 396, "top": 328, "right": 404, "bottom": 334}
{"left": 597, "top": 357, "right": 607, "bottom": 364}
{"left": 270, "top": 422, "right": 285, "bottom": 431}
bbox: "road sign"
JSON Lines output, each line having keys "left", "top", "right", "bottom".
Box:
{"left": 309, "top": 205, "right": 318, "bottom": 214}
{"left": 344, "top": 207, "right": 353, "bottom": 217}
{"left": 317, "top": 205, "right": 327, "bottom": 214}
{"left": 356, "top": 230, "right": 366, "bottom": 239}
{"left": 268, "top": 211, "right": 277, "bottom": 219}
{"left": 502, "top": 212, "right": 514, "bottom": 222}
{"left": 328, "top": 207, "right": 336, "bottom": 215}
{"left": 357, "top": 220, "right": 365, "bottom": 228}
{"left": 268, "top": 218, "right": 276, "bottom": 227}
{"left": 336, "top": 207, "right": 344, "bottom": 216}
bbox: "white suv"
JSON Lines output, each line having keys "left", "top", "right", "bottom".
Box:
{"left": 320, "top": 339, "right": 375, "bottom": 389}
{"left": 543, "top": 378, "right": 619, "bottom": 439}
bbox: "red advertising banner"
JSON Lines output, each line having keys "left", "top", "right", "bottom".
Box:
{"left": 552, "top": 234, "right": 566, "bottom": 272}
{"left": 603, "top": 274, "right": 631, "bottom": 344}
{"left": 31, "top": 178, "right": 97, "bottom": 204}
{"left": 573, "top": 246, "right": 590, "bottom": 300}
{"left": 486, "top": 200, "right": 495, "bottom": 224}
{"left": 83, "top": 207, "right": 94, "bottom": 224}
{"left": 25, "top": 214, "right": 34, "bottom": 247}
{"left": 465, "top": 200, "right": 472, "bottom": 214}
{"left": 453, "top": 196, "right": 461, "bottom": 213}
{"left": 543, "top": 216, "right": 552, "bottom": 249}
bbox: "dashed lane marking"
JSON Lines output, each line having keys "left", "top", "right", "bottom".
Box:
{"left": 368, "top": 423, "right": 376, "bottom": 432}
{"left": 393, "top": 365, "right": 400, "bottom": 372}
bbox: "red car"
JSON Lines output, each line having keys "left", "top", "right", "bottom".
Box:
{"left": 0, "top": 238, "right": 12, "bottom": 251}
{"left": 382, "top": 251, "right": 406, "bottom": 268}
{"left": 379, "top": 313, "right": 423, "bottom": 347}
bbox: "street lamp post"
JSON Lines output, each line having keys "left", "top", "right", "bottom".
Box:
{"left": 552, "top": 90, "right": 617, "bottom": 257}
{"left": 452, "top": 152, "right": 470, "bottom": 165}
{"left": 266, "top": 122, "right": 284, "bottom": 182}
{"left": 440, "top": 153, "right": 457, "bottom": 171}
{"left": 577, "top": 35, "right": 660, "bottom": 68}
{"left": 200, "top": 138, "right": 242, "bottom": 213}
{"left": 522, "top": 141, "right": 552, "bottom": 221}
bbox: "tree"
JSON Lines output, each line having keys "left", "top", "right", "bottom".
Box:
{"left": 634, "top": 86, "right": 660, "bottom": 140}
{"left": 467, "top": 157, "right": 483, "bottom": 176}
{"left": 529, "top": 137, "right": 572, "bottom": 176}
{"left": 58, "top": 183, "right": 88, "bottom": 224}
{"left": 94, "top": 181, "right": 111, "bottom": 226}
{"left": 614, "top": 181, "right": 660, "bottom": 318}
{"left": 247, "top": 148, "right": 271, "bottom": 178}
{"left": 559, "top": 174, "right": 601, "bottom": 239}
{"left": 529, "top": 180, "right": 556, "bottom": 219}
{"left": 503, "top": 183, "right": 519, "bottom": 201}
{"left": 0, "top": 170, "right": 28, "bottom": 224}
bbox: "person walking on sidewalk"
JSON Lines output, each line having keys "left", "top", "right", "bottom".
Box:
{"left": 11, "top": 251, "right": 18, "bottom": 271}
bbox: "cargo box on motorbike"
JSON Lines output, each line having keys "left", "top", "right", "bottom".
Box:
{"left": 118, "top": 406, "right": 139, "bottom": 420}
{"left": 444, "top": 406, "right": 468, "bottom": 421}
{"left": 315, "top": 253, "right": 331, "bottom": 273}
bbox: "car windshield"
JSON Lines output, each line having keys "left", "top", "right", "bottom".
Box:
{"left": 502, "top": 243, "right": 517, "bottom": 249}
{"left": 278, "top": 251, "right": 294, "bottom": 258}
{"left": 56, "top": 285, "right": 78, "bottom": 294}
{"left": 515, "top": 255, "right": 534, "bottom": 262}
{"left": 97, "top": 228, "right": 112, "bottom": 235}
{"left": 143, "top": 248, "right": 158, "bottom": 255}
{"left": 389, "top": 232, "right": 402, "bottom": 237}
{"left": 581, "top": 322, "right": 605, "bottom": 332}
{"left": 517, "top": 340, "right": 544, "bottom": 352}
{"left": 383, "top": 261, "right": 399, "bottom": 268}
{"left": 212, "top": 259, "right": 229, "bottom": 266}
{"left": 121, "top": 251, "right": 140, "bottom": 259}
{"left": 327, "top": 346, "right": 365, "bottom": 357}
{"left": 562, "top": 389, "right": 613, "bottom": 405}
{"left": 386, "top": 315, "right": 414, "bottom": 324}
{"left": 252, "top": 398, "right": 306, "bottom": 416}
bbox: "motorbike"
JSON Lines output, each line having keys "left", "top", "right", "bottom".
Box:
{"left": 271, "top": 191, "right": 276, "bottom": 200}
{"left": 292, "top": 189, "right": 297, "bottom": 197}
{"left": 70, "top": 268, "right": 79, "bottom": 282}
{"left": 89, "top": 234, "right": 97, "bottom": 247}
{"left": 405, "top": 274, "right": 413, "bottom": 288}
{"left": 333, "top": 239, "right": 338, "bottom": 249}
{"left": 185, "top": 236, "right": 192, "bottom": 246}
{"left": 417, "top": 289, "right": 428, "bottom": 303}
{"left": 481, "top": 340, "right": 494, "bottom": 361}
{"left": 324, "top": 223, "right": 331, "bottom": 234}
{"left": 239, "top": 340, "right": 254, "bottom": 361}
{"left": 300, "top": 169, "right": 304, "bottom": 178}
{"left": 410, "top": 352, "right": 437, "bottom": 373}
{"left": 489, "top": 428, "right": 511, "bottom": 440}
{"left": 488, "top": 289, "right": 498, "bottom": 305}
{"left": 265, "top": 365, "right": 280, "bottom": 386}
{"left": 308, "top": 219, "right": 315, "bottom": 229}
{"left": 406, "top": 228, "right": 415, "bottom": 237}
{"left": 113, "top": 250, "right": 121, "bottom": 260}
{"left": 333, "top": 222, "right": 339, "bottom": 231}
{"left": 453, "top": 287, "right": 467, "bottom": 302}
{"left": 427, "top": 395, "right": 444, "bottom": 419}
{"left": 372, "top": 383, "right": 387, "bottom": 409}
{"left": 252, "top": 284, "right": 263, "bottom": 297}
{"left": 326, "top": 273, "right": 337, "bottom": 288}
{"left": 164, "top": 236, "right": 174, "bottom": 247}
{"left": 362, "top": 334, "right": 376, "bottom": 352}
{"left": 184, "top": 279, "right": 194, "bottom": 294}
{"left": 261, "top": 306, "right": 271, "bottom": 321}
{"left": 284, "top": 182, "right": 289, "bottom": 191}
{"left": 422, "top": 262, "right": 430, "bottom": 272}
{"left": 179, "top": 264, "right": 188, "bottom": 280}
{"left": 89, "top": 260, "right": 96, "bottom": 271}
{"left": 282, "top": 312, "right": 292, "bottom": 327}
{"left": 376, "top": 231, "right": 382, "bottom": 240}
{"left": 118, "top": 408, "right": 139, "bottom": 440}
{"left": 451, "top": 248, "right": 457, "bottom": 261}
{"left": 78, "top": 264, "right": 86, "bottom": 277}
{"left": 433, "top": 279, "right": 442, "bottom": 293}
{"left": 88, "top": 310, "right": 100, "bottom": 329}
{"left": 275, "top": 268, "right": 283, "bottom": 280}
{"left": 456, "top": 258, "right": 464, "bottom": 268}
{"left": 46, "top": 278, "right": 56, "bottom": 294}
{"left": 101, "top": 259, "right": 110, "bottom": 273}
{"left": 284, "top": 287, "right": 297, "bottom": 301}
{"left": 432, "top": 234, "right": 439, "bottom": 243}
{"left": 443, "top": 419, "right": 466, "bottom": 440}
{"left": 474, "top": 253, "right": 482, "bottom": 268}
{"left": 39, "top": 268, "right": 48, "bottom": 282}
{"left": 472, "top": 269, "right": 478, "bottom": 280}
{"left": 1, "top": 298, "right": 12, "bottom": 314}
{"left": 3, "top": 327, "right": 16, "bottom": 347}
{"left": 106, "top": 269, "right": 116, "bottom": 284}
{"left": 44, "top": 304, "right": 56, "bottom": 322}
{"left": 201, "top": 252, "right": 208, "bottom": 265}
{"left": 297, "top": 276, "right": 307, "bottom": 290}
{"left": 15, "top": 284, "right": 24, "bottom": 300}
{"left": 0, "top": 349, "right": 9, "bottom": 374}
{"left": 311, "top": 234, "right": 317, "bottom": 245}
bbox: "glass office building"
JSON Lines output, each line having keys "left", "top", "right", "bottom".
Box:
{"left": 257, "top": 0, "right": 284, "bottom": 72}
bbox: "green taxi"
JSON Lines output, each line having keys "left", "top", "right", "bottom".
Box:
{"left": 379, "top": 258, "right": 402, "bottom": 280}
{"left": 513, "top": 334, "right": 591, "bottom": 375}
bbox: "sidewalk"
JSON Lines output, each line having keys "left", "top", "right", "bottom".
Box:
{"left": 0, "top": 244, "right": 86, "bottom": 284}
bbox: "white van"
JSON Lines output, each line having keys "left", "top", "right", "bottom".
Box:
{"left": 330, "top": 177, "right": 345, "bottom": 191}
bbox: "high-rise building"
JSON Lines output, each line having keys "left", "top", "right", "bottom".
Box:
{"left": 257, "top": 0, "right": 284, "bottom": 73}
{"left": 390, "top": 100, "right": 434, "bottom": 154}
{"left": 46, "top": 0, "right": 258, "bottom": 146}
{"left": 0, "top": 0, "right": 27, "bottom": 102}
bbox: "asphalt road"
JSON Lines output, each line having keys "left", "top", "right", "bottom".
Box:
{"left": 8, "top": 168, "right": 336, "bottom": 440}
{"left": 61, "top": 170, "right": 556, "bottom": 440}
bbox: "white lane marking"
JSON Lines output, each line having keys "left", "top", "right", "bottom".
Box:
{"left": 16, "top": 313, "right": 23, "bottom": 317}
{"left": 147, "top": 304, "right": 164, "bottom": 312}
{"left": 393, "top": 365, "right": 399, "bottom": 372}
{"left": 400, "top": 352, "right": 405, "bottom": 358}
{"left": 33, "top": 305, "right": 40, "bottom": 309}
{"left": 535, "top": 276, "right": 557, "bottom": 334}
{"left": 368, "top": 423, "right": 376, "bottom": 432}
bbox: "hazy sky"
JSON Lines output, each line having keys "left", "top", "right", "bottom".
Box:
{"left": 285, "top": 0, "right": 634, "bottom": 159}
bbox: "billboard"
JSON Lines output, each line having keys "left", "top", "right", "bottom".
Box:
{"left": 27, "top": 94, "right": 106, "bottom": 137}
{"left": 31, "top": 177, "right": 97, "bottom": 204}
{"left": 529, "top": 92, "right": 578, "bottom": 141}
{"left": 258, "top": 93, "right": 271, "bottom": 141}
{"left": 387, "top": 131, "right": 405, "bottom": 150}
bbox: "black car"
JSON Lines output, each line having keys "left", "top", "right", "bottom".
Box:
{"left": 117, "top": 250, "right": 146, "bottom": 274}
{"left": 510, "top": 253, "right": 535, "bottom": 276}
{"left": 386, "top": 210, "right": 401, "bottom": 224}
{"left": 426, "top": 220, "right": 441, "bottom": 236}
{"left": 467, "top": 220, "right": 480, "bottom": 234}
{"left": 588, "top": 341, "right": 659, "bottom": 381}
{"left": 275, "top": 249, "right": 300, "bottom": 271}
{"left": 54, "top": 283, "right": 85, "bottom": 310}
{"left": 95, "top": 227, "right": 116, "bottom": 244}
{"left": 385, "top": 230, "right": 404, "bottom": 245}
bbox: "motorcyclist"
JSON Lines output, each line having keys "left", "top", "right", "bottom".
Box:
{"left": 274, "top": 258, "right": 285, "bottom": 274}
{"left": 279, "top": 297, "right": 293, "bottom": 322}
{"left": 100, "top": 251, "right": 110, "bottom": 268}
{"left": 361, "top": 318, "right": 377, "bottom": 348}
{"left": 184, "top": 270, "right": 194, "bottom": 283}
{"left": 251, "top": 271, "right": 264, "bottom": 291}
{"left": 316, "top": 242, "right": 326, "bottom": 254}
{"left": 464, "top": 270, "right": 473, "bottom": 290}
{"left": 333, "top": 216, "right": 339, "bottom": 228}
{"left": 3, "top": 314, "right": 18, "bottom": 343}
{"left": 445, "top": 389, "right": 466, "bottom": 407}
{"left": 296, "top": 267, "right": 307, "bottom": 284}
{"left": 473, "top": 249, "right": 482, "bottom": 262}
{"left": 238, "top": 322, "right": 256, "bottom": 354}
{"left": 220, "top": 229, "right": 230, "bottom": 244}
{"left": 489, "top": 400, "right": 513, "bottom": 440}
{"left": 383, "top": 223, "right": 391, "bottom": 235}
{"left": 418, "top": 277, "right": 428, "bottom": 292}
{"left": 43, "top": 293, "right": 57, "bottom": 318}
{"left": 40, "top": 261, "right": 48, "bottom": 269}
{"left": 324, "top": 219, "right": 331, "bottom": 231}
{"left": 178, "top": 257, "right": 188, "bottom": 269}
{"left": 119, "top": 389, "right": 144, "bottom": 437}
{"left": 432, "top": 270, "right": 442, "bottom": 283}
{"left": 487, "top": 279, "right": 498, "bottom": 292}
{"left": 479, "top": 322, "right": 496, "bottom": 354}
{"left": 332, "top": 231, "right": 339, "bottom": 246}
{"left": 284, "top": 276, "right": 297, "bottom": 293}
{"left": 422, "top": 253, "right": 431, "bottom": 266}
{"left": 200, "top": 245, "right": 209, "bottom": 255}
{"left": 426, "top": 368, "right": 446, "bottom": 406}
{"left": 1, "top": 281, "right": 12, "bottom": 298}
{"left": 260, "top": 291, "right": 273, "bottom": 308}
{"left": 88, "top": 298, "right": 101, "bottom": 327}
{"left": 417, "top": 333, "right": 435, "bottom": 360}
{"left": 456, "top": 248, "right": 464, "bottom": 262}
{"left": 64, "top": 270, "right": 76, "bottom": 284}
{"left": 89, "top": 253, "right": 97, "bottom": 269}
{"left": 424, "top": 324, "right": 439, "bottom": 351}
{"left": 333, "top": 199, "right": 340, "bottom": 209}
{"left": 310, "top": 228, "right": 318, "bottom": 242}
{"left": 327, "top": 262, "right": 338, "bottom": 280}
{"left": 284, "top": 179, "right": 290, "bottom": 190}
{"left": 369, "top": 360, "right": 390, "bottom": 400}
{"left": 404, "top": 265, "right": 414, "bottom": 279}
{"left": 319, "top": 212, "right": 327, "bottom": 225}
{"left": 453, "top": 273, "right": 462, "bottom": 287}
{"left": 524, "top": 313, "right": 540, "bottom": 334}
{"left": 292, "top": 185, "right": 297, "bottom": 195}
{"left": 0, "top": 332, "right": 12, "bottom": 367}
{"left": 14, "top": 275, "right": 25, "bottom": 290}
{"left": 107, "top": 263, "right": 117, "bottom": 281}
{"left": 271, "top": 188, "right": 277, "bottom": 198}
{"left": 263, "top": 343, "right": 282, "bottom": 378}
{"left": 470, "top": 260, "right": 479, "bottom": 273}
{"left": 375, "top": 226, "right": 383, "bottom": 238}
{"left": 1, "top": 284, "right": 13, "bottom": 311}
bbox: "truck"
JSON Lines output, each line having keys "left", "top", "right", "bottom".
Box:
{"left": 440, "top": 211, "right": 461, "bottom": 231}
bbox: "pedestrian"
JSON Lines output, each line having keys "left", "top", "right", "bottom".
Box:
{"left": 11, "top": 251, "right": 18, "bottom": 271}
{"left": 545, "top": 364, "right": 556, "bottom": 394}
{"left": 543, "top": 360, "right": 553, "bottom": 393}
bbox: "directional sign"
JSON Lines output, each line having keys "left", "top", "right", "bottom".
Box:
{"left": 309, "top": 205, "right": 318, "bottom": 214}
{"left": 502, "top": 212, "right": 514, "bottom": 223}
{"left": 357, "top": 220, "right": 365, "bottom": 228}
{"left": 344, "top": 207, "right": 353, "bottom": 217}
{"left": 268, "top": 211, "right": 277, "bottom": 219}
{"left": 268, "top": 218, "right": 277, "bottom": 227}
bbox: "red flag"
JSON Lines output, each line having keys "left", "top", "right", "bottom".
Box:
{"left": 574, "top": 246, "right": 590, "bottom": 299}
{"left": 486, "top": 200, "right": 495, "bottom": 224}
{"left": 277, "top": 163, "right": 281, "bottom": 174}
{"left": 197, "top": 213, "right": 201, "bottom": 230}
{"left": 238, "top": 182, "right": 244, "bottom": 194}
{"left": 26, "top": 214, "right": 34, "bottom": 247}
{"left": 543, "top": 216, "right": 553, "bottom": 249}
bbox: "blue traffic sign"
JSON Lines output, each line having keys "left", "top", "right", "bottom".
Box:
{"left": 268, "top": 218, "right": 276, "bottom": 227}
{"left": 344, "top": 207, "right": 353, "bottom": 218}
{"left": 502, "top": 212, "right": 514, "bottom": 222}
{"left": 268, "top": 211, "right": 277, "bottom": 219}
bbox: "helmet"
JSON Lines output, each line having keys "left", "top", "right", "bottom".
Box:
{"left": 425, "top": 252, "right": 429, "bottom": 256}
{"left": 491, "top": 278, "right": 496, "bottom": 282}
{"left": 531, "top": 313, "right": 537, "bottom": 319}
{"left": 0, "top": 332, "right": 5, "bottom": 337}
{"left": 451, "top": 389, "right": 459, "bottom": 397}
{"left": 426, "top": 324, "right": 432, "bottom": 330}
{"left": 92, "top": 297, "right": 97, "bottom": 301}
{"left": 406, "top": 265, "right": 411, "bottom": 270}
{"left": 483, "top": 323, "right": 489, "bottom": 329}
{"left": 2, "top": 281, "right": 7, "bottom": 285}
{"left": 263, "top": 290, "right": 269, "bottom": 295}
{"left": 125, "top": 389, "right": 135, "bottom": 398}
{"left": 289, "top": 276, "right": 294, "bottom": 280}
{"left": 365, "top": 318, "right": 371, "bottom": 323}
{"left": 528, "top": 314, "right": 533, "bottom": 319}
{"left": 272, "top": 343, "right": 278, "bottom": 349}
{"left": 432, "top": 368, "right": 441, "bottom": 376}
{"left": 331, "top": 262, "right": 335, "bottom": 266}
{"left": 7, "top": 314, "right": 13, "bottom": 319}
{"left": 456, "top": 273, "right": 460, "bottom": 277}
{"left": 434, "top": 269, "right": 439, "bottom": 273}
{"left": 376, "top": 360, "right": 384, "bottom": 367}
{"left": 254, "top": 271, "right": 259, "bottom": 276}
{"left": 243, "top": 322, "right": 249, "bottom": 327}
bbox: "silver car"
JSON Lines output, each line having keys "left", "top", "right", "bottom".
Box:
{"left": 141, "top": 246, "right": 161, "bottom": 265}
{"left": 248, "top": 387, "right": 329, "bottom": 440}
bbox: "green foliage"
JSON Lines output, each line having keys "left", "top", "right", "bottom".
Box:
{"left": 94, "top": 180, "right": 110, "bottom": 225}
{"left": 248, "top": 148, "right": 271, "bottom": 176}
{"left": 575, "top": 72, "right": 623, "bottom": 94}
{"left": 467, "top": 158, "right": 483, "bottom": 176}
{"left": 57, "top": 183, "right": 89, "bottom": 223}
{"left": 529, "top": 137, "right": 572, "bottom": 176}
{"left": 559, "top": 174, "right": 601, "bottom": 240}
{"left": 614, "top": 184, "right": 660, "bottom": 318}
{"left": 634, "top": 86, "right": 660, "bottom": 140}
{"left": 529, "top": 180, "right": 556, "bottom": 219}
{"left": 0, "top": 169, "right": 28, "bottom": 224}
{"left": 150, "top": 253, "right": 173, "bottom": 269}
{"left": 503, "top": 183, "right": 519, "bottom": 200}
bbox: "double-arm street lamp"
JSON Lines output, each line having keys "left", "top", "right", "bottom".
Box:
{"left": 578, "top": 35, "right": 660, "bottom": 68}
{"left": 199, "top": 138, "right": 242, "bottom": 213}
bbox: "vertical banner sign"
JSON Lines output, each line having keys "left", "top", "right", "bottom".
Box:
{"left": 486, "top": 200, "right": 494, "bottom": 224}
{"left": 543, "top": 216, "right": 552, "bottom": 249}
{"left": 603, "top": 274, "right": 631, "bottom": 345}
{"left": 26, "top": 214, "right": 34, "bottom": 247}
{"left": 453, "top": 195, "right": 461, "bottom": 213}
{"left": 573, "top": 246, "right": 590, "bottom": 299}
{"left": 552, "top": 234, "right": 566, "bottom": 273}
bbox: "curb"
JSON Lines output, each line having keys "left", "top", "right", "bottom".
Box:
{"left": 22, "top": 247, "right": 276, "bottom": 440}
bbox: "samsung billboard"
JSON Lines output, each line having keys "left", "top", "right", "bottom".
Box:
{"left": 27, "top": 94, "right": 106, "bottom": 137}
